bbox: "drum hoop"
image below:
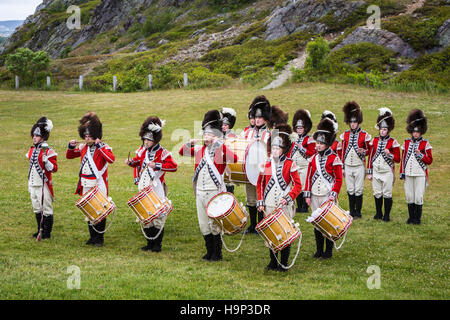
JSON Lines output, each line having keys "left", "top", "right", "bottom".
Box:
{"left": 127, "top": 186, "right": 154, "bottom": 206}
{"left": 92, "top": 203, "right": 115, "bottom": 224}
{"left": 312, "top": 201, "right": 334, "bottom": 223}
{"left": 255, "top": 208, "right": 282, "bottom": 231}
{"left": 206, "top": 192, "right": 236, "bottom": 220}
{"left": 273, "top": 230, "right": 301, "bottom": 252}
{"left": 75, "top": 186, "right": 98, "bottom": 207}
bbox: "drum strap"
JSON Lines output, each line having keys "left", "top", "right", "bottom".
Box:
{"left": 204, "top": 146, "right": 226, "bottom": 192}
{"left": 315, "top": 154, "right": 333, "bottom": 193}
{"left": 85, "top": 147, "right": 108, "bottom": 195}
{"left": 264, "top": 158, "right": 289, "bottom": 200}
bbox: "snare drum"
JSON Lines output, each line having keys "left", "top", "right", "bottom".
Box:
{"left": 307, "top": 200, "right": 352, "bottom": 242}
{"left": 224, "top": 139, "right": 249, "bottom": 184}
{"left": 255, "top": 208, "right": 301, "bottom": 253}
{"left": 244, "top": 140, "right": 267, "bottom": 186}
{"left": 127, "top": 186, "right": 173, "bottom": 225}
{"left": 75, "top": 186, "right": 116, "bottom": 225}
{"left": 207, "top": 192, "right": 248, "bottom": 235}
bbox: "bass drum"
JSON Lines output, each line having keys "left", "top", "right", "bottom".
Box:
{"left": 244, "top": 140, "right": 267, "bottom": 186}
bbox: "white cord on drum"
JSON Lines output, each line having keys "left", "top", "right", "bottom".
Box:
{"left": 220, "top": 229, "right": 246, "bottom": 253}
{"left": 90, "top": 203, "right": 117, "bottom": 234}
{"left": 270, "top": 232, "right": 302, "bottom": 270}
{"left": 333, "top": 231, "right": 347, "bottom": 250}
{"left": 140, "top": 222, "right": 165, "bottom": 240}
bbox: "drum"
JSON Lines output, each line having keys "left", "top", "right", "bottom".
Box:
{"left": 255, "top": 208, "right": 301, "bottom": 253}
{"left": 127, "top": 186, "right": 173, "bottom": 225}
{"left": 206, "top": 192, "right": 248, "bottom": 235}
{"left": 75, "top": 186, "right": 116, "bottom": 225}
{"left": 244, "top": 140, "right": 267, "bottom": 186}
{"left": 307, "top": 200, "right": 352, "bottom": 243}
{"left": 224, "top": 138, "right": 249, "bottom": 184}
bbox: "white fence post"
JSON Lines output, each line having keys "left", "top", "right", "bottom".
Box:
{"left": 148, "top": 74, "right": 153, "bottom": 90}
{"left": 79, "top": 75, "right": 83, "bottom": 90}
{"left": 183, "top": 73, "right": 188, "bottom": 88}
{"left": 113, "top": 75, "right": 117, "bottom": 92}
{"left": 46, "top": 76, "right": 51, "bottom": 88}
{"left": 15, "top": 75, "right": 19, "bottom": 89}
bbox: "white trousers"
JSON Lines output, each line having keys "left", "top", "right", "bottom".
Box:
{"left": 372, "top": 170, "right": 394, "bottom": 198}
{"left": 298, "top": 166, "right": 308, "bottom": 190}
{"left": 345, "top": 165, "right": 365, "bottom": 196}
{"left": 196, "top": 189, "right": 222, "bottom": 236}
{"left": 265, "top": 203, "right": 295, "bottom": 220}
{"left": 310, "top": 194, "right": 330, "bottom": 213}
{"left": 29, "top": 185, "right": 53, "bottom": 217}
{"left": 404, "top": 176, "right": 427, "bottom": 205}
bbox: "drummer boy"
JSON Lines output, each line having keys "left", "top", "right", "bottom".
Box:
{"left": 66, "top": 112, "right": 115, "bottom": 247}
{"left": 304, "top": 118, "right": 343, "bottom": 259}
{"left": 257, "top": 123, "right": 302, "bottom": 272}
{"left": 125, "top": 116, "right": 177, "bottom": 252}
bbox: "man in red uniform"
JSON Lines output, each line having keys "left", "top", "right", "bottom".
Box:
{"left": 321, "top": 110, "right": 339, "bottom": 153}
{"left": 221, "top": 107, "right": 238, "bottom": 194}
{"left": 179, "top": 110, "right": 238, "bottom": 261}
{"left": 337, "top": 101, "right": 371, "bottom": 219}
{"left": 257, "top": 123, "right": 302, "bottom": 271}
{"left": 305, "top": 118, "right": 343, "bottom": 259}
{"left": 400, "top": 109, "right": 433, "bottom": 225}
{"left": 367, "top": 108, "right": 400, "bottom": 222}
{"left": 66, "top": 112, "right": 115, "bottom": 246}
{"left": 27, "top": 117, "right": 57, "bottom": 239}
{"left": 126, "top": 116, "right": 178, "bottom": 252}
{"left": 288, "top": 109, "right": 315, "bottom": 213}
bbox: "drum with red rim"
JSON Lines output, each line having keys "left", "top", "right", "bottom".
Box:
{"left": 206, "top": 192, "right": 248, "bottom": 235}
{"left": 75, "top": 186, "right": 116, "bottom": 225}
{"left": 127, "top": 186, "right": 173, "bottom": 225}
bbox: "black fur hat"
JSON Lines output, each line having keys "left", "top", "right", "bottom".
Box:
{"left": 31, "top": 117, "right": 53, "bottom": 141}
{"left": 140, "top": 116, "right": 164, "bottom": 144}
{"left": 406, "top": 109, "right": 427, "bottom": 134}
{"left": 269, "top": 105, "right": 289, "bottom": 129}
{"left": 292, "top": 109, "right": 312, "bottom": 134}
{"left": 313, "top": 118, "right": 337, "bottom": 146}
{"left": 221, "top": 107, "right": 236, "bottom": 129}
{"left": 375, "top": 108, "right": 395, "bottom": 132}
{"left": 202, "top": 110, "right": 223, "bottom": 136}
{"left": 268, "top": 123, "right": 293, "bottom": 155}
{"left": 249, "top": 95, "right": 271, "bottom": 121}
{"left": 78, "top": 112, "right": 102, "bottom": 140}
{"left": 343, "top": 101, "right": 363, "bottom": 124}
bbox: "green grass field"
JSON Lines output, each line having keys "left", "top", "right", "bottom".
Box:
{"left": 0, "top": 83, "right": 448, "bottom": 300}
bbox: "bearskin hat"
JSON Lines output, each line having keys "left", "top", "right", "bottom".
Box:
{"left": 375, "top": 107, "right": 395, "bottom": 132}
{"left": 78, "top": 111, "right": 102, "bottom": 140}
{"left": 343, "top": 101, "right": 363, "bottom": 124}
{"left": 248, "top": 95, "right": 271, "bottom": 121}
{"left": 406, "top": 109, "right": 427, "bottom": 134}
{"left": 313, "top": 118, "right": 337, "bottom": 146}
{"left": 269, "top": 105, "right": 289, "bottom": 129}
{"left": 268, "top": 123, "right": 294, "bottom": 155}
{"left": 221, "top": 107, "right": 236, "bottom": 129}
{"left": 201, "top": 110, "right": 223, "bottom": 137}
{"left": 31, "top": 117, "right": 53, "bottom": 141}
{"left": 292, "top": 109, "right": 312, "bottom": 134}
{"left": 140, "top": 116, "right": 165, "bottom": 144}
{"left": 321, "top": 110, "right": 338, "bottom": 133}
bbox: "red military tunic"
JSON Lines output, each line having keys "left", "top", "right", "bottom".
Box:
{"left": 66, "top": 142, "right": 115, "bottom": 196}
{"left": 27, "top": 145, "right": 58, "bottom": 198}
{"left": 337, "top": 128, "right": 371, "bottom": 166}
{"left": 400, "top": 137, "right": 433, "bottom": 184}
{"left": 256, "top": 155, "right": 302, "bottom": 207}
{"left": 367, "top": 135, "right": 401, "bottom": 175}
{"left": 304, "top": 148, "right": 343, "bottom": 199}
{"left": 129, "top": 144, "right": 178, "bottom": 185}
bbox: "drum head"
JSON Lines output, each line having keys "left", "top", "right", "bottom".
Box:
{"left": 245, "top": 141, "right": 267, "bottom": 185}
{"left": 207, "top": 193, "right": 235, "bottom": 218}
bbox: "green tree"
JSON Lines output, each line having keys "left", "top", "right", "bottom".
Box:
{"left": 304, "top": 37, "right": 330, "bottom": 73}
{"left": 5, "top": 48, "right": 50, "bottom": 86}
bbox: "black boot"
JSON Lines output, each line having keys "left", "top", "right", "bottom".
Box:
{"left": 373, "top": 196, "right": 383, "bottom": 220}
{"left": 210, "top": 234, "right": 222, "bottom": 261}
{"left": 33, "top": 212, "right": 42, "bottom": 238}
{"left": 278, "top": 245, "right": 291, "bottom": 272}
{"left": 313, "top": 229, "right": 324, "bottom": 258}
{"left": 266, "top": 250, "right": 278, "bottom": 271}
{"left": 202, "top": 234, "right": 214, "bottom": 260}
{"left": 383, "top": 198, "right": 393, "bottom": 222}
{"left": 321, "top": 238, "right": 333, "bottom": 259}
{"left": 41, "top": 215, "right": 53, "bottom": 239}
{"left": 93, "top": 219, "right": 106, "bottom": 247}
{"left": 301, "top": 194, "right": 309, "bottom": 213}
{"left": 296, "top": 194, "right": 302, "bottom": 213}
{"left": 413, "top": 204, "right": 422, "bottom": 225}
{"left": 354, "top": 195, "right": 363, "bottom": 219}
{"left": 348, "top": 193, "right": 356, "bottom": 217}
{"left": 141, "top": 226, "right": 155, "bottom": 251}
{"left": 406, "top": 203, "right": 415, "bottom": 224}
{"left": 244, "top": 206, "right": 258, "bottom": 234}
{"left": 226, "top": 185, "right": 234, "bottom": 194}
{"left": 257, "top": 210, "right": 264, "bottom": 225}
{"left": 86, "top": 222, "right": 95, "bottom": 245}
{"left": 152, "top": 227, "right": 164, "bottom": 252}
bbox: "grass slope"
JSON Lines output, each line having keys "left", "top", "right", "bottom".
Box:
{"left": 0, "top": 83, "right": 448, "bottom": 299}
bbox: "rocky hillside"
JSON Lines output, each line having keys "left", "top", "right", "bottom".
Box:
{"left": 0, "top": 0, "right": 448, "bottom": 91}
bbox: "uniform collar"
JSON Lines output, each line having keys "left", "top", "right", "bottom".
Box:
{"left": 319, "top": 148, "right": 332, "bottom": 157}
{"left": 380, "top": 134, "right": 390, "bottom": 141}
{"left": 351, "top": 127, "right": 361, "bottom": 134}
{"left": 148, "top": 143, "right": 161, "bottom": 152}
